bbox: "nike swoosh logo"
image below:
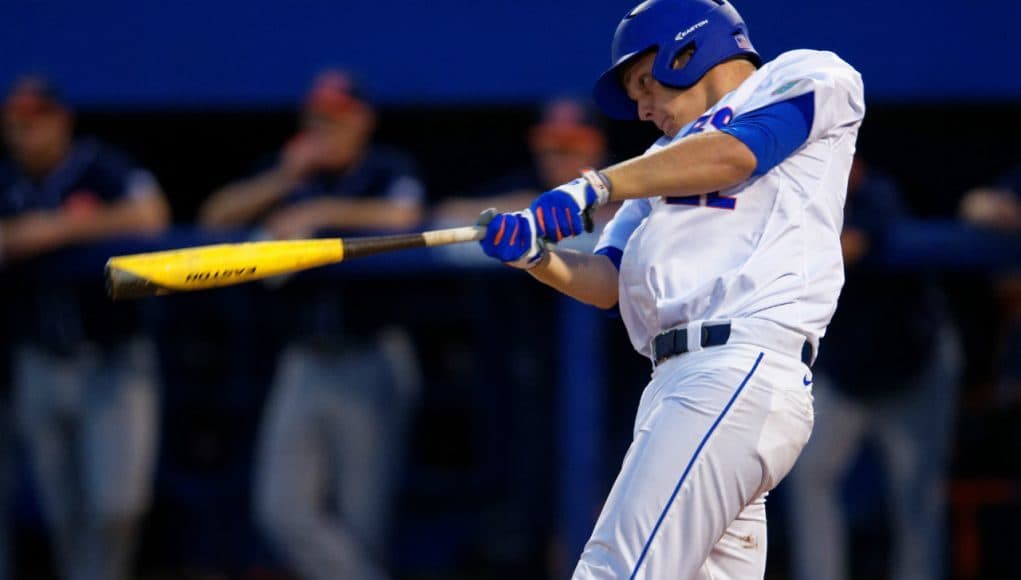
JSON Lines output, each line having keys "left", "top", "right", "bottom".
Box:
{"left": 803, "top": 374, "right": 813, "bottom": 386}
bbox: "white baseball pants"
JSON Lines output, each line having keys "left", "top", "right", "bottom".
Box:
{"left": 573, "top": 338, "right": 814, "bottom": 579}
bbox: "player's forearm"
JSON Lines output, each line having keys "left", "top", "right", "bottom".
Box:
{"left": 317, "top": 198, "right": 424, "bottom": 231}
{"left": 65, "top": 195, "right": 170, "bottom": 242}
{"left": 199, "top": 168, "right": 300, "bottom": 227}
{"left": 527, "top": 249, "right": 619, "bottom": 309}
{"left": 602, "top": 132, "right": 757, "bottom": 201}
{"left": 433, "top": 191, "right": 539, "bottom": 224}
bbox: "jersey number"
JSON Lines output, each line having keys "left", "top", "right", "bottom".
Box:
{"left": 665, "top": 107, "right": 737, "bottom": 210}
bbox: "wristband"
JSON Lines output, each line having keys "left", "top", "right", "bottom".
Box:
{"left": 581, "top": 168, "right": 612, "bottom": 206}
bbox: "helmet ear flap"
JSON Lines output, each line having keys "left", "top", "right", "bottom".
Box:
{"left": 668, "top": 42, "right": 697, "bottom": 72}
{"left": 651, "top": 40, "right": 697, "bottom": 90}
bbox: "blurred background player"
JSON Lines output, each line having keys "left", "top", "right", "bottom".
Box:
{"left": 0, "top": 76, "right": 170, "bottom": 580}
{"left": 199, "top": 70, "right": 424, "bottom": 580}
{"left": 785, "top": 157, "right": 963, "bottom": 580}
{"left": 785, "top": 155, "right": 1021, "bottom": 579}
{"left": 0, "top": 308, "right": 11, "bottom": 580}
{"left": 959, "top": 168, "right": 1021, "bottom": 406}
{"left": 433, "top": 98, "right": 610, "bottom": 227}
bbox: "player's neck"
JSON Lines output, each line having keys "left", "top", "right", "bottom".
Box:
{"left": 702, "top": 59, "right": 757, "bottom": 108}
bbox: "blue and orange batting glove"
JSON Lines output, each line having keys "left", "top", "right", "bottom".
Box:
{"left": 529, "top": 169, "right": 611, "bottom": 241}
{"left": 479, "top": 209, "right": 546, "bottom": 269}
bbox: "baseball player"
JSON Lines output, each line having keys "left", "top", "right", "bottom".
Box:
{"left": 200, "top": 70, "right": 423, "bottom": 580}
{"left": 478, "top": 0, "right": 864, "bottom": 578}
{"left": 0, "top": 76, "right": 169, "bottom": 580}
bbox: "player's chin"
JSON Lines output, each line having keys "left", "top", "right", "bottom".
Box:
{"left": 659, "top": 119, "right": 678, "bottom": 138}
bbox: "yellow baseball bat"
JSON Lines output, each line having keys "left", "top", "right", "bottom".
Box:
{"left": 106, "top": 216, "right": 492, "bottom": 300}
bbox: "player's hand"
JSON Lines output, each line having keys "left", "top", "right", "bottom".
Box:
{"left": 960, "top": 188, "right": 1021, "bottom": 232}
{"left": 529, "top": 170, "right": 611, "bottom": 241}
{"left": 0, "top": 211, "right": 70, "bottom": 260}
{"left": 478, "top": 210, "right": 546, "bottom": 269}
{"left": 280, "top": 132, "right": 326, "bottom": 179}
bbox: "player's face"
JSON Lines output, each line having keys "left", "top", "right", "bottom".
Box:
{"left": 302, "top": 106, "right": 375, "bottom": 170}
{"left": 2, "top": 111, "right": 72, "bottom": 176}
{"left": 621, "top": 51, "right": 708, "bottom": 138}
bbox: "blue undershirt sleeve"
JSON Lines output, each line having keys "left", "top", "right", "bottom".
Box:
{"left": 719, "top": 92, "right": 815, "bottom": 176}
{"left": 594, "top": 246, "right": 623, "bottom": 271}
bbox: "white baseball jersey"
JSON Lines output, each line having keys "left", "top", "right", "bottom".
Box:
{"left": 595, "top": 49, "right": 865, "bottom": 359}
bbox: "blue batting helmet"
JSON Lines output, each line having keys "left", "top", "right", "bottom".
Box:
{"left": 593, "top": 0, "right": 760, "bottom": 120}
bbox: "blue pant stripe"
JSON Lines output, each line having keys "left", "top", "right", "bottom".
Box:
{"left": 629, "top": 352, "right": 765, "bottom": 579}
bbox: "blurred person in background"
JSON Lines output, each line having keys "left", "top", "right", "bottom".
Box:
{"left": 199, "top": 70, "right": 423, "bottom": 580}
{"left": 432, "top": 97, "right": 612, "bottom": 228}
{"left": 0, "top": 329, "right": 11, "bottom": 580}
{"left": 0, "top": 76, "right": 170, "bottom": 580}
{"left": 434, "top": 99, "right": 615, "bottom": 569}
{"left": 785, "top": 157, "right": 964, "bottom": 580}
{"left": 959, "top": 168, "right": 1021, "bottom": 406}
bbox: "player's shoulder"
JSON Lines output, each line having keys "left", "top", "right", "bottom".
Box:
{"left": 68, "top": 138, "right": 157, "bottom": 200}
{"left": 364, "top": 145, "right": 419, "bottom": 174}
{"left": 763, "top": 49, "right": 858, "bottom": 72}
{"left": 345, "top": 146, "right": 424, "bottom": 198}
{"left": 735, "top": 49, "right": 864, "bottom": 118}
{"left": 78, "top": 138, "right": 143, "bottom": 173}
{"left": 57, "top": 138, "right": 145, "bottom": 186}
{"left": 757, "top": 49, "right": 863, "bottom": 92}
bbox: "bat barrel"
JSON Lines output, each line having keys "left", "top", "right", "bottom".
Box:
{"left": 103, "top": 225, "right": 485, "bottom": 300}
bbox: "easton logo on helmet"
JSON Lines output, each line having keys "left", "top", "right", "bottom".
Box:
{"left": 675, "top": 19, "right": 709, "bottom": 41}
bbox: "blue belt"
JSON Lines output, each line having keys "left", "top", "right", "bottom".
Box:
{"left": 653, "top": 322, "right": 813, "bottom": 366}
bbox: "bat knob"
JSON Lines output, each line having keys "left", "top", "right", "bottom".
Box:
{"left": 476, "top": 207, "right": 497, "bottom": 227}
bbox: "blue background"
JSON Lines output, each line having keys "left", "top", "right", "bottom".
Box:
{"left": 2, "top": 0, "right": 1018, "bottom": 107}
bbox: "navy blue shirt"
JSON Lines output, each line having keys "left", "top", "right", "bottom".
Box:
{"left": 0, "top": 138, "right": 157, "bottom": 354}
{"left": 995, "top": 164, "right": 1021, "bottom": 194}
{"left": 260, "top": 146, "right": 425, "bottom": 341}
{"left": 816, "top": 170, "right": 948, "bottom": 398}
{"left": 993, "top": 165, "right": 1021, "bottom": 388}
{"left": 465, "top": 165, "right": 545, "bottom": 199}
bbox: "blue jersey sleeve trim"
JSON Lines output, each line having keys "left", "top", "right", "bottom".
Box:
{"left": 593, "top": 246, "right": 622, "bottom": 317}
{"left": 595, "top": 246, "right": 623, "bottom": 271}
{"left": 719, "top": 92, "right": 814, "bottom": 177}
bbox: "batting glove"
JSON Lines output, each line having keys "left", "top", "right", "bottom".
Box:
{"left": 530, "top": 169, "right": 611, "bottom": 242}
{"left": 479, "top": 210, "right": 546, "bottom": 269}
